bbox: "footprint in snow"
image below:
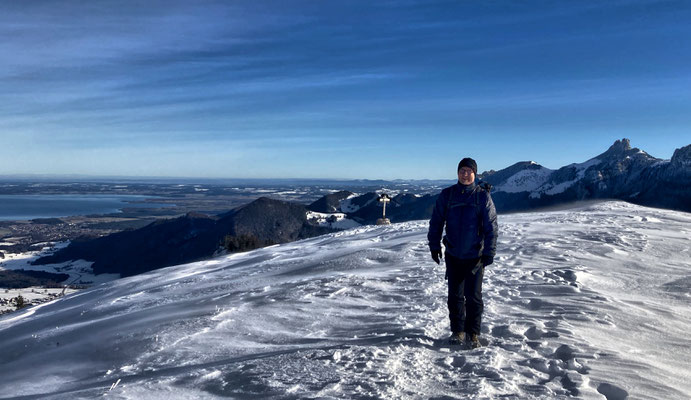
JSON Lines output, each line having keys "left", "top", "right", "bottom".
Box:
{"left": 597, "top": 382, "right": 629, "bottom": 400}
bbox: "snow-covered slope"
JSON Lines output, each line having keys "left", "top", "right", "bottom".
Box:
{"left": 493, "top": 164, "right": 554, "bottom": 194}
{"left": 1, "top": 202, "right": 689, "bottom": 399}
{"left": 306, "top": 210, "right": 361, "bottom": 230}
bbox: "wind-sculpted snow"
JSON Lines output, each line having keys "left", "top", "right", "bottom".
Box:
{"left": 0, "top": 202, "right": 690, "bottom": 399}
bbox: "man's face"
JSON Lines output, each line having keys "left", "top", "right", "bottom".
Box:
{"left": 458, "top": 167, "right": 475, "bottom": 185}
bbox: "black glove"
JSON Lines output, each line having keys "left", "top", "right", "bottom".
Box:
{"left": 430, "top": 249, "right": 442, "bottom": 265}
{"left": 481, "top": 255, "right": 494, "bottom": 267}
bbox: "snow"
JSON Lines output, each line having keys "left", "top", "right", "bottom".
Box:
{"left": 0, "top": 242, "right": 119, "bottom": 286}
{"left": 306, "top": 211, "right": 361, "bottom": 230}
{"left": 338, "top": 193, "right": 365, "bottom": 213}
{"left": 0, "top": 201, "right": 690, "bottom": 399}
{"left": 537, "top": 158, "right": 602, "bottom": 197}
{"left": 494, "top": 167, "right": 553, "bottom": 193}
{"left": 0, "top": 287, "right": 79, "bottom": 315}
{"left": 273, "top": 190, "right": 301, "bottom": 195}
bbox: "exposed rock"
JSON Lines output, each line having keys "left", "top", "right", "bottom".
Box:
{"left": 670, "top": 144, "right": 691, "bottom": 169}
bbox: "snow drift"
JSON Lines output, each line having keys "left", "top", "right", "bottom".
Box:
{"left": 0, "top": 201, "right": 689, "bottom": 399}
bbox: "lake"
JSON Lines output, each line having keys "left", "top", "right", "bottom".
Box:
{"left": 0, "top": 194, "right": 172, "bottom": 221}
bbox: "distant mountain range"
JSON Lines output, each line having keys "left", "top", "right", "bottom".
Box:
{"left": 34, "top": 138, "right": 690, "bottom": 278}
{"left": 305, "top": 138, "right": 691, "bottom": 217}
{"left": 483, "top": 138, "right": 690, "bottom": 212}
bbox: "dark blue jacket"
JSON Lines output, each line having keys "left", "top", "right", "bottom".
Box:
{"left": 427, "top": 182, "right": 498, "bottom": 260}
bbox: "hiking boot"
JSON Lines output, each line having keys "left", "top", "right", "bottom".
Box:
{"left": 468, "top": 333, "right": 481, "bottom": 348}
{"left": 449, "top": 331, "right": 465, "bottom": 345}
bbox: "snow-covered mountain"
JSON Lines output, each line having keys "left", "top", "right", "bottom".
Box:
{"left": 306, "top": 139, "right": 691, "bottom": 222}
{"left": 484, "top": 161, "right": 554, "bottom": 194}
{"left": 482, "top": 139, "right": 691, "bottom": 212}
{"left": 1, "top": 201, "right": 689, "bottom": 399}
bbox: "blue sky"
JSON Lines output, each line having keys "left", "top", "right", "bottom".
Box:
{"left": 1, "top": 0, "right": 690, "bottom": 179}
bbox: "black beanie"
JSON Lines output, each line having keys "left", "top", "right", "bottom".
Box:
{"left": 457, "top": 158, "right": 477, "bottom": 174}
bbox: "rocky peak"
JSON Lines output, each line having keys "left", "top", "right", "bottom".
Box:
{"left": 599, "top": 138, "right": 632, "bottom": 158}
{"left": 611, "top": 138, "right": 632, "bottom": 152}
{"left": 593, "top": 139, "right": 657, "bottom": 167}
{"left": 671, "top": 144, "right": 691, "bottom": 168}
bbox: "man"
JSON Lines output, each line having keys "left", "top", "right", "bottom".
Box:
{"left": 427, "top": 157, "right": 498, "bottom": 348}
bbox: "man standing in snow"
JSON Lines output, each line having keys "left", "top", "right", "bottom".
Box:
{"left": 427, "top": 157, "right": 498, "bottom": 348}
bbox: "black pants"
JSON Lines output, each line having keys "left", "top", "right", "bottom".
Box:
{"left": 445, "top": 253, "right": 483, "bottom": 335}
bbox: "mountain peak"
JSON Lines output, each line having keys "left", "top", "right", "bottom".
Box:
{"left": 480, "top": 161, "right": 546, "bottom": 186}
{"left": 592, "top": 138, "right": 634, "bottom": 161}
{"left": 607, "top": 138, "right": 632, "bottom": 153}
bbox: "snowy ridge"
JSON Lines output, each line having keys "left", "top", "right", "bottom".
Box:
{"left": 337, "top": 194, "right": 359, "bottom": 213}
{"left": 494, "top": 166, "right": 553, "bottom": 193}
{"left": 481, "top": 139, "right": 691, "bottom": 213}
{"left": 0, "top": 202, "right": 690, "bottom": 399}
{"left": 536, "top": 158, "right": 601, "bottom": 198}
{"left": 339, "top": 194, "right": 371, "bottom": 213}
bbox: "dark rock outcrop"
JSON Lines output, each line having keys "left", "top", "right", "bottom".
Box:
{"left": 633, "top": 143, "right": 691, "bottom": 211}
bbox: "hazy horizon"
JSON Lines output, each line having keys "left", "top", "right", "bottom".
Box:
{"left": 0, "top": 173, "right": 454, "bottom": 183}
